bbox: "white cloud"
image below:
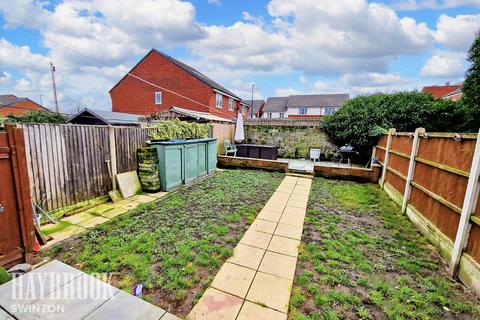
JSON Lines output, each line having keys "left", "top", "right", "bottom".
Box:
{"left": 274, "top": 87, "right": 303, "bottom": 96}
{"left": 420, "top": 50, "right": 466, "bottom": 77}
{"left": 207, "top": 0, "right": 221, "bottom": 5}
{"left": 342, "top": 72, "right": 410, "bottom": 86}
{"left": 0, "top": 39, "right": 50, "bottom": 73}
{"left": 0, "top": 71, "right": 12, "bottom": 85}
{"left": 434, "top": 14, "right": 480, "bottom": 51}
{"left": 392, "top": 0, "right": 480, "bottom": 10}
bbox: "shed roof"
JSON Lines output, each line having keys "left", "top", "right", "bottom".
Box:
{"left": 68, "top": 108, "right": 141, "bottom": 125}
{"left": 285, "top": 94, "right": 349, "bottom": 107}
{"left": 263, "top": 97, "right": 288, "bottom": 112}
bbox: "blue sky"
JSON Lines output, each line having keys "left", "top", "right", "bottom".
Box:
{"left": 0, "top": 0, "right": 479, "bottom": 113}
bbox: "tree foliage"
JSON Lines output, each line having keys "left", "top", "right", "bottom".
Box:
{"left": 321, "top": 92, "right": 467, "bottom": 161}
{"left": 461, "top": 29, "right": 480, "bottom": 130}
{"left": 5, "top": 111, "right": 67, "bottom": 124}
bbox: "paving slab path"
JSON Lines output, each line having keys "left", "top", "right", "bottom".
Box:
{"left": 188, "top": 175, "right": 312, "bottom": 320}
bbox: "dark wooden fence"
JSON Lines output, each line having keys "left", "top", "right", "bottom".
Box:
{"left": 375, "top": 128, "right": 480, "bottom": 295}
{"left": 18, "top": 124, "right": 151, "bottom": 211}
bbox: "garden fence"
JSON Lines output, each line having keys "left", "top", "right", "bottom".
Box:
{"left": 374, "top": 128, "right": 480, "bottom": 295}
{"left": 17, "top": 124, "right": 150, "bottom": 212}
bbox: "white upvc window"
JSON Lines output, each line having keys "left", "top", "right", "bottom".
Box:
{"left": 267, "top": 112, "right": 272, "bottom": 118}
{"left": 279, "top": 112, "right": 285, "bottom": 118}
{"left": 228, "top": 98, "right": 234, "bottom": 111}
{"left": 325, "top": 107, "right": 337, "bottom": 115}
{"left": 216, "top": 93, "right": 223, "bottom": 108}
{"left": 299, "top": 107, "right": 308, "bottom": 115}
{"left": 155, "top": 92, "right": 162, "bottom": 105}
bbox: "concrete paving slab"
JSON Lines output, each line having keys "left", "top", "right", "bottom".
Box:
{"left": 100, "top": 207, "right": 128, "bottom": 219}
{"left": 115, "top": 199, "right": 141, "bottom": 211}
{"left": 286, "top": 199, "right": 307, "bottom": 209}
{"left": 62, "top": 211, "right": 95, "bottom": 225}
{"left": 130, "top": 194, "right": 158, "bottom": 204}
{"left": 296, "top": 178, "right": 312, "bottom": 186}
{"left": 88, "top": 203, "right": 115, "bottom": 215}
{"left": 146, "top": 191, "right": 168, "bottom": 199}
{"left": 294, "top": 184, "right": 311, "bottom": 191}
{"left": 282, "top": 206, "right": 306, "bottom": 216}
{"left": 274, "top": 223, "right": 303, "bottom": 240}
{"left": 279, "top": 213, "right": 305, "bottom": 227}
{"left": 236, "top": 301, "right": 286, "bottom": 320}
{"left": 116, "top": 170, "right": 142, "bottom": 198}
{"left": 76, "top": 216, "right": 110, "bottom": 229}
{"left": 262, "top": 202, "right": 286, "bottom": 213}
{"left": 0, "top": 308, "right": 14, "bottom": 320}
{"left": 211, "top": 262, "right": 256, "bottom": 298}
{"left": 250, "top": 219, "right": 277, "bottom": 234}
{"left": 257, "top": 210, "right": 282, "bottom": 223}
{"left": 188, "top": 288, "right": 243, "bottom": 320}
{"left": 259, "top": 251, "right": 297, "bottom": 280}
{"left": 160, "top": 313, "right": 182, "bottom": 320}
{"left": 239, "top": 230, "right": 272, "bottom": 250}
{"left": 246, "top": 272, "right": 293, "bottom": 313}
{"left": 84, "top": 289, "right": 166, "bottom": 320}
{"left": 268, "top": 235, "right": 300, "bottom": 257}
{"left": 227, "top": 244, "right": 265, "bottom": 270}
{"left": 289, "top": 194, "right": 309, "bottom": 203}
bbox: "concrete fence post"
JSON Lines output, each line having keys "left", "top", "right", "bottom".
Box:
{"left": 108, "top": 125, "right": 118, "bottom": 190}
{"left": 380, "top": 128, "right": 396, "bottom": 189}
{"left": 401, "top": 127, "right": 425, "bottom": 213}
{"left": 449, "top": 129, "right": 480, "bottom": 276}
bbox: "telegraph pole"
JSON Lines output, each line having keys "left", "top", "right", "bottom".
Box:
{"left": 50, "top": 62, "right": 59, "bottom": 112}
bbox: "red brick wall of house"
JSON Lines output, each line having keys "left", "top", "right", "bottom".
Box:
{"left": 0, "top": 100, "right": 48, "bottom": 117}
{"left": 110, "top": 51, "right": 247, "bottom": 119}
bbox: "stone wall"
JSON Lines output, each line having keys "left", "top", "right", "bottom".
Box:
{"left": 244, "top": 125, "right": 336, "bottom": 158}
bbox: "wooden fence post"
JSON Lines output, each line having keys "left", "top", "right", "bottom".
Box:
{"left": 402, "top": 127, "right": 425, "bottom": 214}
{"left": 449, "top": 129, "right": 480, "bottom": 276}
{"left": 380, "top": 128, "right": 396, "bottom": 189}
{"left": 109, "top": 125, "right": 118, "bottom": 190}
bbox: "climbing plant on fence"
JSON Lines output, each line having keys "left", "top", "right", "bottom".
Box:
{"left": 147, "top": 119, "right": 211, "bottom": 140}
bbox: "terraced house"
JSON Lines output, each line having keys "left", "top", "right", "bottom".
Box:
{"left": 110, "top": 49, "right": 249, "bottom": 120}
{"left": 262, "top": 94, "right": 349, "bottom": 119}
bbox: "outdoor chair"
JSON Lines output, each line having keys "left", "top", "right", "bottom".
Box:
{"left": 224, "top": 139, "right": 237, "bottom": 156}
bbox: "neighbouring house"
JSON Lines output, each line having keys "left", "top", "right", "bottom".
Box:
{"left": 68, "top": 108, "right": 141, "bottom": 126}
{"left": 442, "top": 87, "right": 463, "bottom": 101}
{"left": 242, "top": 100, "right": 265, "bottom": 118}
{"left": 262, "top": 97, "right": 289, "bottom": 119}
{"left": 110, "top": 49, "right": 249, "bottom": 120}
{"left": 421, "top": 82, "right": 463, "bottom": 99}
{"left": 261, "top": 94, "right": 349, "bottom": 119}
{"left": 0, "top": 94, "right": 50, "bottom": 117}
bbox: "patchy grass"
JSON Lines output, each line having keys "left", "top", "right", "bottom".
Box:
{"left": 290, "top": 178, "right": 480, "bottom": 320}
{"left": 42, "top": 169, "right": 283, "bottom": 316}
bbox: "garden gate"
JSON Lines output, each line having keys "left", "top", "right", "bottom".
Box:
{"left": 0, "top": 125, "right": 35, "bottom": 267}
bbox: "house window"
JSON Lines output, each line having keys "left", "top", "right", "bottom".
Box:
{"left": 299, "top": 107, "right": 308, "bottom": 115}
{"left": 229, "top": 98, "right": 234, "bottom": 111}
{"left": 216, "top": 93, "right": 223, "bottom": 108}
{"left": 155, "top": 92, "right": 162, "bottom": 105}
{"left": 279, "top": 112, "right": 285, "bottom": 118}
{"left": 325, "top": 107, "right": 337, "bottom": 115}
{"left": 267, "top": 112, "right": 272, "bottom": 118}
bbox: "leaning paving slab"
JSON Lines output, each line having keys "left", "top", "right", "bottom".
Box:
{"left": 188, "top": 175, "right": 312, "bottom": 319}
{"left": 0, "top": 260, "right": 179, "bottom": 320}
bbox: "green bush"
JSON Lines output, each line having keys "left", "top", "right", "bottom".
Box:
{"left": 321, "top": 92, "right": 468, "bottom": 162}
{"left": 461, "top": 29, "right": 480, "bottom": 130}
{"left": 5, "top": 110, "right": 67, "bottom": 124}
{"left": 147, "top": 119, "right": 211, "bottom": 140}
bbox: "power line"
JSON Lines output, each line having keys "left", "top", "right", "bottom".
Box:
{"left": 18, "top": 26, "right": 250, "bottom": 120}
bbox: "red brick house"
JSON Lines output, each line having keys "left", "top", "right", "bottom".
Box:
{"left": 110, "top": 49, "right": 249, "bottom": 120}
{"left": 421, "top": 82, "right": 463, "bottom": 99}
{"left": 0, "top": 95, "right": 50, "bottom": 117}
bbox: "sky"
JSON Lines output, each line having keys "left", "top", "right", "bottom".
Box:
{"left": 0, "top": 0, "right": 479, "bottom": 113}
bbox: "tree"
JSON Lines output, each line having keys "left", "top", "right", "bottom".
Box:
{"left": 321, "top": 92, "right": 466, "bottom": 163}
{"left": 5, "top": 111, "right": 67, "bottom": 124}
{"left": 461, "top": 29, "right": 480, "bottom": 130}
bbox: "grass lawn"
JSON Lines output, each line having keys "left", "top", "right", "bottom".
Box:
{"left": 290, "top": 178, "right": 480, "bottom": 320}
{"left": 42, "top": 169, "right": 283, "bottom": 316}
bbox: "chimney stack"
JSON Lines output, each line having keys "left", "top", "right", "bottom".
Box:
{"left": 445, "top": 81, "right": 450, "bottom": 86}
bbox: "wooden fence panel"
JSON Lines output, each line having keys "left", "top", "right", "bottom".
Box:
{"left": 375, "top": 129, "right": 480, "bottom": 295}
{"left": 19, "top": 124, "right": 152, "bottom": 212}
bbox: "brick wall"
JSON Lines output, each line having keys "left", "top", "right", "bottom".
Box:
{"left": 0, "top": 100, "right": 49, "bottom": 117}
{"left": 110, "top": 50, "right": 247, "bottom": 119}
